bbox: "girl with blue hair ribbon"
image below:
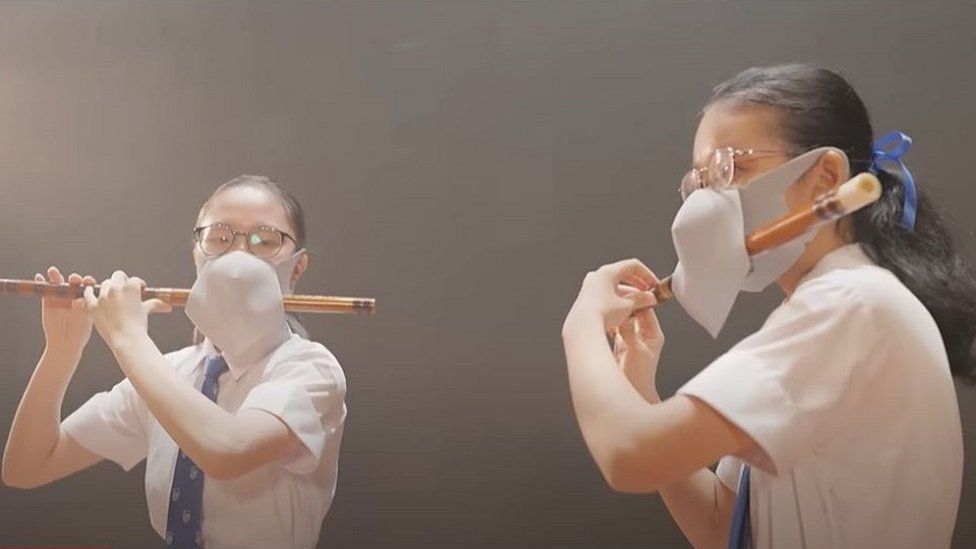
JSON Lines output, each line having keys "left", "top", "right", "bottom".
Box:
{"left": 562, "top": 64, "right": 973, "bottom": 548}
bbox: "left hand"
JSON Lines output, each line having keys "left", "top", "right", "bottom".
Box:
{"left": 613, "top": 305, "right": 665, "bottom": 398}
{"left": 83, "top": 270, "right": 172, "bottom": 348}
{"left": 564, "top": 258, "right": 658, "bottom": 333}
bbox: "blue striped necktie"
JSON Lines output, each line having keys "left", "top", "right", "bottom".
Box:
{"left": 165, "top": 354, "right": 228, "bottom": 549}
{"left": 728, "top": 464, "right": 751, "bottom": 549}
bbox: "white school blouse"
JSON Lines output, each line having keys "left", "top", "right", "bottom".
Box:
{"left": 61, "top": 333, "right": 347, "bottom": 549}
{"left": 678, "top": 243, "right": 963, "bottom": 548}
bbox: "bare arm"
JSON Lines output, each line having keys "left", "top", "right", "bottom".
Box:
{"left": 84, "top": 271, "right": 303, "bottom": 481}
{"left": 561, "top": 259, "right": 748, "bottom": 547}
{"left": 660, "top": 468, "right": 737, "bottom": 549}
{"left": 3, "top": 268, "right": 103, "bottom": 489}
{"left": 3, "top": 347, "right": 103, "bottom": 488}
{"left": 107, "top": 331, "right": 302, "bottom": 480}
{"left": 629, "top": 368, "right": 737, "bottom": 549}
{"left": 562, "top": 311, "right": 749, "bottom": 490}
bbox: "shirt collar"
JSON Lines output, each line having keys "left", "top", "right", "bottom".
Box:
{"left": 796, "top": 242, "right": 876, "bottom": 289}
{"left": 195, "top": 330, "right": 295, "bottom": 381}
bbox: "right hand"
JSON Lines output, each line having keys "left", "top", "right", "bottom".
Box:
{"left": 564, "top": 258, "right": 658, "bottom": 334}
{"left": 37, "top": 266, "right": 97, "bottom": 355}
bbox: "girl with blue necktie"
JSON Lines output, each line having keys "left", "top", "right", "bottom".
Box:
{"left": 562, "top": 65, "right": 973, "bottom": 548}
{"left": 4, "top": 175, "right": 347, "bottom": 549}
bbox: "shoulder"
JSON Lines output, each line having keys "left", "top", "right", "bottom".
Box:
{"left": 161, "top": 344, "right": 206, "bottom": 373}
{"left": 789, "top": 260, "right": 919, "bottom": 330}
{"left": 264, "top": 335, "right": 346, "bottom": 388}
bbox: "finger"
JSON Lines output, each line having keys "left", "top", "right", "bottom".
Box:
{"left": 98, "top": 277, "right": 113, "bottom": 298}
{"left": 82, "top": 275, "right": 97, "bottom": 286}
{"left": 47, "top": 266, "right": 65, "bottom": 285}
{"left": 616, "top": 283, "right": 638, "bottom": 296}
{"left": 71, "top": 296, "right": 88, "bottom": 312}
{"left": 143, "top": 298, "right": 172, "bottom": 315}
{"left": 621, "top": 272, "right": 652, "bottom": 291}
{"left": 34, "top": 273, "right": 44, "bottom": 282}
{"left": 616, "top": 281, "right": 647, "bottom": 295}
{"left": 67, "top": 273, "right": 85, "bottom": 308}
{"left": 83, "top": 285, "right": 97, "bottom": 309}
{"left": 627, "top": 290, "right": 657, "bottom": 311}
{"left": 111, "top": 270, "right": 127, "bottom": 285}
{"left": 605, "top": 258, "right": 656, "bottom": 289}
{"left": 634, "top": 306, "right": 657, "bottom": 330}
{"left": 619, "top": 316, "right": 640, "bottom": 348}
{"left": 129, "top": 276, "right": 146, "bottom": 289}
{"left": 612, "top": 330, "right": 627, "bottom": 360}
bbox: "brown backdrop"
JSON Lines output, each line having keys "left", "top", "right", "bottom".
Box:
{"left": 1, "top": 2, "right": 974, "bottom": 547}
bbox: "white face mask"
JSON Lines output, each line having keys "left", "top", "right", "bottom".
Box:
{"left": 670, "top": 147, "right": 847, "bottom": 337}
{"left": 193, "top": 248, "right": 306, "bottom": 295}
{"left": 185, "top": 251, "right": 293, "bottom": 365}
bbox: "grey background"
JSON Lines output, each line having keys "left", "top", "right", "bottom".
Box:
{"left": 0, "top": 1, "right": 974, "bottom": 547}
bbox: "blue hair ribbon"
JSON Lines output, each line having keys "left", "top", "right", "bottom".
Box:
{"left": 869, "top": 131, "right": 917, "bottom": 232}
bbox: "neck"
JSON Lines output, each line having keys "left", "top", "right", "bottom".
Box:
{"left": 776, "top": 221, "right": 850, "bottom": 297}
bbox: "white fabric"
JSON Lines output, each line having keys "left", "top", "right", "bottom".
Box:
{"left": 185, "top": 250, "right": 293, "bottom": 369}
{"left": 679, "top": 243, "right": 963, "bottom": 548}
{"left": 62, "top": 333, "right": 347, "bottom": 549}
{"left": 670, "top": 186, "right": 750, "bottom": 338}
{"left": 670, "top": 148, "right": 845, "bottom": 337}
{"left": 737, "top": 147, "right": 838, "bottom": 292}
{"left": 193, "top": 248, "right": 306, "bottom": 296}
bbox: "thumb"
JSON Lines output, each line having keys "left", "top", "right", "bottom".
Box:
{"left": 143, "top": 299, "right": 173, "bottom": 315}
{"left": 627, "top": 290, "right": 658, "bottom": 312}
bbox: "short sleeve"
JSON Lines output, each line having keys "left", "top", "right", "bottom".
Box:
{"left": 62, "top": 378, "right": 149, "bottom": 471}
{"left": 716, "top": 455, "right": 744, "bottom": 493}
{"left": 677, "top": 275, "right": 878, "bottom": 476}
{"left": 237, "top": 351, "right": 346, "bottom": 476}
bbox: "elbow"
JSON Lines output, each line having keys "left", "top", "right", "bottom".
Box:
{"left": 195, "top": 435, "right": 255, "bottom": 481}
{"left": 3, "top": 476, "right": 44, "bottom": 490}
{"left": 597, "top": 445, "right": 664, "bottom": 494}
{"left": 2, "top": 462, "right": 44, "bottom": 490}
{"left": 202, "top": 461, "right": 245, "bottom": 482}
{"left": 197, "top": 455, "right": 244, "bottom": 481}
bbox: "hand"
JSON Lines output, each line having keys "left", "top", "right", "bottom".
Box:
{"left": 613, "top": 305, "right": 665, "bottom": 400}
{"left": 565, "top": 258, "right": 658, "bottom": 333}
{"left": 83, "top": 270, "right": 172, "bottom": 349}
{"left": 37, "top": 266, "right": 98, "bottom": 356}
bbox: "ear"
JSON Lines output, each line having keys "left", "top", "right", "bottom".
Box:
{"left": 811, "top": 149, "right": 851, "bottom": 196}
{"left": 292, "top": 252, "right": 309, "bottom": 289}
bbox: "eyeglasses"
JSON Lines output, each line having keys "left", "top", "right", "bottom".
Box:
{"left": 193, "top": 223, "right": 298, "bottom": 259}
{"left": 680, "top": 147, "right": 786, "bottom": 200}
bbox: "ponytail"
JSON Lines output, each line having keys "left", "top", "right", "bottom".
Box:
{"left": 849, "top": 168, "right": 976, "bottom": 383}
{"left": 709, "top": 63, "right": 976, "bottom": 383}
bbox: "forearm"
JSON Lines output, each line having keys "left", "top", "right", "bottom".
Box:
{"left": 660, "top": 468, "right": 736, "bottom": 549}
{"left": 2, "top": 346, "right": 80, "bottom": 484}
{"left": 625, "top": 372, "right": 734, "bottom": 547}
{"left": 107, "top": 332, "right": 245, "bottom": 478}
{"left": 629, "top": 386, "right": 733, "bottom": 547}
{"left": 562, "top": 313, "right": 661, "bottom": 487}
{"left": 624, "top": 358, "right": 661, "bottom": 404}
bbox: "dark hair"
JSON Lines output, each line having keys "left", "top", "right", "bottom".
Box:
{"left": 708, "top": 63, "right": 976, "bottom": 384}
{"left": 192, "top": 175, "right": 310, "bottom": 345}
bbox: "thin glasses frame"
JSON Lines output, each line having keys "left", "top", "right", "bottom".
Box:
{"left": 192, "top": 223, "right": 298, "bottom": 259}
{"left": 679, "top": 147, "right": 786, "bottom": 200}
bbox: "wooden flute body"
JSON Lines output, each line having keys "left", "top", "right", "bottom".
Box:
{"left": 648, "top": 172, "right": 882, "bottom": 305}
{"left": 0, "top": 280, "right": 376, "bottom": 315}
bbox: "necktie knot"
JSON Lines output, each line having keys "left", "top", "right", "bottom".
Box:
{"left": 204, "top": 355, "right": 228, "bottom": 381}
